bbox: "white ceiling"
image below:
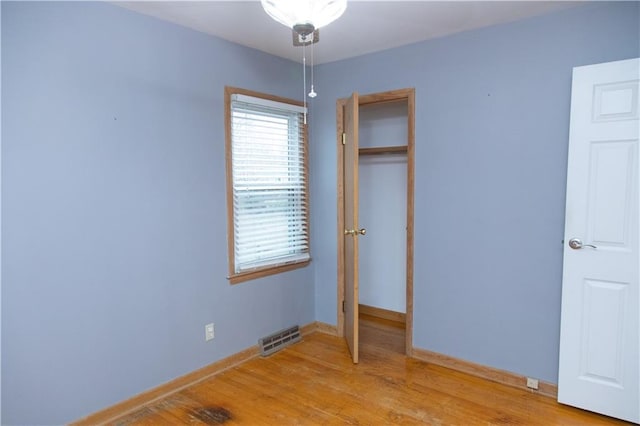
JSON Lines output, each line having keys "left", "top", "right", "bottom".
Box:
{"left": 114, "top": 1, "right": 580, "bottom": 64}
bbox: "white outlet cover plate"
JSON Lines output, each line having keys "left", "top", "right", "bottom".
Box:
{"left": 205, "top": 323, "right": 214, "bottom": 341}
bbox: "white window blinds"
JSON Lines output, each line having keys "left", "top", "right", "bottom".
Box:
{"left": 230, "top": 94, "right": 310, "bottom": 274}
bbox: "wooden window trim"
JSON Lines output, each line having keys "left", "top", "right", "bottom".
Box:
{"left": 224, "top": 86, "right": 311, "bottom": 284}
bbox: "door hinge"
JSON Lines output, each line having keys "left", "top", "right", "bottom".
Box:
{"left": 342, "top": 300, "right": 345, "bottom": 313}
{"left": 342, "top": 133, "right": 346, "bottom": 145}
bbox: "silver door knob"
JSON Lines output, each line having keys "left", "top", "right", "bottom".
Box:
{"left": 569, "top": 238, "right": 597, "bottom": 249}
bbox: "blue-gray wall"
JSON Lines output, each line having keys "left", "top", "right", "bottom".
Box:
{"left": 1, "top": 2, "right": 313, "bottom": 424}
{"left": 311, "top": 0, "right": 639, "bottom": 385}
{"left": 2, "top": 1, "right": 640, "bottom": 425}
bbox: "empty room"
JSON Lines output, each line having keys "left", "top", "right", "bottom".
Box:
{"left": 1, "top": 1, "right": 639, "bottom": 425}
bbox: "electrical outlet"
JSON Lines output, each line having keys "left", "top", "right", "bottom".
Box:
{"left": 205, "top": 323, "right": 215, "bottom": 341}
{"left": 526, "top": 377, "right": 539, "bottom": 390}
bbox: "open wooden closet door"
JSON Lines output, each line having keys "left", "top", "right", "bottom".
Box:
{"left": 338, "top": 87, "right": 415, "bottom": 361}
{"left": 343, "top": 92, "right": 360, "bottom": 363}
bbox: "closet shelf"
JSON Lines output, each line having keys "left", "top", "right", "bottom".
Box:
{"left": 359, "top": 146, "right": 408, "bottom": 156}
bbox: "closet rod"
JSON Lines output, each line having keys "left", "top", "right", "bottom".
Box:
{"left": 359, "top": 146, "right": 408, "bottom": 156}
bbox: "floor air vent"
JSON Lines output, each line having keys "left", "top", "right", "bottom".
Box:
{"left": 259, "top": 325, "right": 301, "bottom": 357}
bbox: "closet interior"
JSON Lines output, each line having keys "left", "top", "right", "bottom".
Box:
{"left": 358, "top": 100, "right": 409, "bottom": 354}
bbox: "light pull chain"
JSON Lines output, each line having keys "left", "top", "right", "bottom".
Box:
{"left": 302, "top": 41, "right": 307, "bottom": 124}
{"left": 309, "top": 40, "right": 317, "bottom": 98}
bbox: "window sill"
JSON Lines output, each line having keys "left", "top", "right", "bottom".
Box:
{"left": 228, "top": 259, "right": 311, "bottom": 285}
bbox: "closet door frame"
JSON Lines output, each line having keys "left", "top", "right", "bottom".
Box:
{"left": 336, "top": 88, "right": 415, "bottom": 356}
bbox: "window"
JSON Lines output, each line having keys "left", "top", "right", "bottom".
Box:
{"left": 225, "top": 87, "right": 310, "bottom": 284}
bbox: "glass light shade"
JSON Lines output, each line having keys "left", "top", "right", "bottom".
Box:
{"left": 261, "top": 0, "right": 347, "bottom": 30}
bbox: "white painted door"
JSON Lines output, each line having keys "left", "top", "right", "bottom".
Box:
{"left": 558, "top": 58, "right": 639, "bottom": 423}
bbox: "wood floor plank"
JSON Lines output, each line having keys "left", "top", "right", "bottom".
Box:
{"left": 108, "top": 319, "right": 632, "bottom": 425}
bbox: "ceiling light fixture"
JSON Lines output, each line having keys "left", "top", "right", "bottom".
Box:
{"left": 260, "top": 0, "right": 347, "bottom": 34}
{"left": 261, "top": 0, "right": 347, "bottom": 119}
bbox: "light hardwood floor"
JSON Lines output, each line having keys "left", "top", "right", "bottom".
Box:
{"left": 359, "top": 312, "right": 406, "bottom": 355}
{"left": 107, "top": 318, "right": 630, "bottom": 425}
